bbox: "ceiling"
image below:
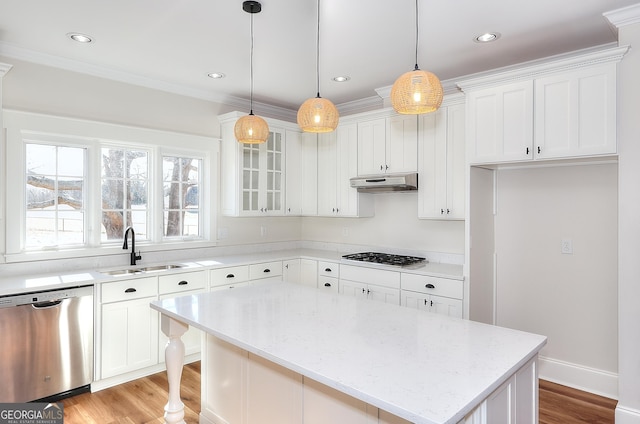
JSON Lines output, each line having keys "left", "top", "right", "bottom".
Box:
{"left": 0, "top": 0, "right": 636, "bottom": 114}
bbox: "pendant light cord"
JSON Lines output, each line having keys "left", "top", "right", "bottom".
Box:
{"left": 249, "top": 10, "right": 255, "bottom": 114}
{"left": 315, "top": 0, "right": 321, "bottom": 98}
{"left": 414, "top": 0, "right": 419, "bottom": 71}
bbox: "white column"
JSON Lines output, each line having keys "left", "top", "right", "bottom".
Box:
{"left": 605, "top": 4, "right": 640, "bottom": 424}
{"left": 160, "top": 314, "right": 189, "bottom": 424}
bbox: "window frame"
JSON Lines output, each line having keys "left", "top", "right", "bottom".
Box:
{"left": 3, "top": 110, "right": 218, "bottom": 263}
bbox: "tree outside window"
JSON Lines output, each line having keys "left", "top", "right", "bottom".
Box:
{"left": 101, "top": 148, "right": 149, "bottom": 242}
{"left": 25, "top": 144, "right": 85, "bottom": 248}
{"left": 163, "top": 156, "right": 201, "bottom": 238}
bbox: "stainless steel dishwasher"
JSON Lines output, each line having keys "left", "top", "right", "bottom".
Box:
{"left": 0, "top": 285, "right": 93, "bottom": 402}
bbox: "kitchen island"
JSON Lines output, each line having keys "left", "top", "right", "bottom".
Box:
{"left": 151, "top": 281, "right": 546, "bottom": 424}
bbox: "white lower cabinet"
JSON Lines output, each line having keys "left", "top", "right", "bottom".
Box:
{"left": 158, "top": 271, "right": 207, "bottom": 362}
{"left": 460, "top": 357, "right": 538, "bottom": 424}
{"left": 318, "top": 260, "right": 339, "bottom": 292}
{"left": 202, "top": 335, "right": 408, "bottom": 424}
{"left": 210, "top": 265, "right": 250, "bottom": 291}
{"left": 339, "top": 265, "right": 400, "bottom": 305}
{"left": 401, "top": 273, "right": 463, "bottom": 318}
{"left": 249, "top": 261, "right": 283, "bottom": 283}
{"left": 100, "top": 276, "right": 159, "bottom": 379}
{"left": 285, "top": 258, "right": 319, "bottom": 287}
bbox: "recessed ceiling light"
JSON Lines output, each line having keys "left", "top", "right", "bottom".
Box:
{"left": 474, "top": 32, "right": 501, "bottom": 43}
{"left": 332, "top": 76, "right": 350, "bottom": 82}
{"left": 207, "top": 72, "right": 226, "bottom": 79}
{"left": 67, "top": 32, "right": 93, "bottom": 43}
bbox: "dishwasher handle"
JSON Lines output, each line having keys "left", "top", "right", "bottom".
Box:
{"left": 32, "top": 299, "right": 63, "bottom": 309}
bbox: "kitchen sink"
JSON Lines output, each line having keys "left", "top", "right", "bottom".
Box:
{"left": 139, "top": 264, "right": 184, "bottom": 272}
{"left": 99, "top": 264, "right": 183, "bottom": 276}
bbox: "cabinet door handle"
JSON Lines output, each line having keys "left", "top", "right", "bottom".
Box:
{"left": 537, "top": 146, "right": 541, "bottom": 154}
{"left": 380, "top": 165, "right": 383, "bottom": 171}
{"left": 446, "top": 209, "right": 450, "bottom": 214}
{"left": 425, "top": 283, "right": 436, "bottom": 289}
{"left": 441, "top": 208, "right": 444, "bottom": 215}
{"left": 526, "top": 147, "right": 530, "bottom": 155}
{"left": 263, "top": 269, "right": 271, "bottom": 273}
{"left": 178, "top": 280, "right": 188, "bottom": 286}
{"left": 324, "top": 282, "right": 332, "bottom": 287}
{"left": 324, "top": 268, "right": 332, "bottom": 272}
{"left": 385, "top": 164, "right": 389, "bottom": 171}
{"left": 226, "top": 273, "right": 235, "bottom": 279}
{"left": 124, "top": 288, "right": 137, "bottom": 293}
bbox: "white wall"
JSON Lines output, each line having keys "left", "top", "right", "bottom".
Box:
{"left": 494, "top": 163, "right": 618, "bottom": 397}
{"left": 610, "top": 6, "right": 640, "bottom": 423}
{"left": 301, "top": 192, "right": 465, "bottom": 255}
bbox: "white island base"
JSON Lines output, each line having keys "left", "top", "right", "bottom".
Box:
{"left": 199, "top": 335, "right": 539, "bottom": 424}
{"left": 152, "top": 282, "right": 546, "bottom": 424}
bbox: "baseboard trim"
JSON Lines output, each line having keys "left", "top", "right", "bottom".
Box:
{"left": 615, "top": 405, "right": 640, "bottom": 424}
{"left": 538, "top": 355, "right": 618, "bottom": 399}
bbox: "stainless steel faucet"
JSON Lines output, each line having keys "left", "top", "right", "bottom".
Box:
{"left": 122, "top": 226, "right": 142, "bottom": 266}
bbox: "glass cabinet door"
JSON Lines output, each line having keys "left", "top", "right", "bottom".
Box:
{"left": 242, "top": 144, "right": 260, "bottom": 213}
{"left": 265, "top": 131, "right": 283, "bottom": 213}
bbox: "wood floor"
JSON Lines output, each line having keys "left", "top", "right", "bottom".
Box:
{"left": 62, "top": 362, "right": 616, "bottom": 424}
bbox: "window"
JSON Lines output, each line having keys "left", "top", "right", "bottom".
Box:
{"left": 101, "top": 148, "right": 149, "bottom": 242}
{"left": 4, "top": 110, "right": 217, "bottom": 260}
{"left": 25, "top": 143, "right": 86, "bottom": 248}
{"left": 163, "top": 156, "right": 201, "bottom": 238}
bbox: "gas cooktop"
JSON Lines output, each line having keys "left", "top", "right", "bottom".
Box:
{"left": 342, "top": 252, "right": 427, "bottom": 268}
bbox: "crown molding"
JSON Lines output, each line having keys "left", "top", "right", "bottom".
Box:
{"left": 374, "top": 78, "right": 460, "bottom": 100}
{"left": 0, "top": 62, "right": 13, "bottom": 78}
{"left": 456, "top": 43, "right": 628, "bottom": 92}
{"left": 0, "top": 41, "right": 297, "bottom": 122}
{"left": 604, "top": 3, "right": 640, "bottom": 29}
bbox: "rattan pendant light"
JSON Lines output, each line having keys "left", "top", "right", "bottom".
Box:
{"left": 390, "top": 0, "right": 443, "bottom": 114}
{"left": 297, "top": 0, "right": 339, "bottom": 133}
{"left": 234, "top": 1, "right": 269, "bottom": 144}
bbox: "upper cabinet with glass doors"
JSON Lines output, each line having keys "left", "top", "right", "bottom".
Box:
{"left": 220, "top": 112, "right": 296, "bottom": 217}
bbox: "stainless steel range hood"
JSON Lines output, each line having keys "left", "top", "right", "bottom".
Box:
{"left": 350, "top": 173, "right": 418, "bottom": 193}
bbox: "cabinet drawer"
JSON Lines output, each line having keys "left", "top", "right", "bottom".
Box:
{"left": 249, "top": 261, "right": 283, "bottom": 280}
{"left": 318, "top": 261, "right": 339, "bottom": 278}
{"left": 318, "top": 276, "right": 339, "bottom": 292}
{"left": 159, "top": 270, "right": 207, "bottom": 295}
{"left": 339, "top": 264, "right": 400, "bottom": 289}
{"left": 401, "top": 273, "right": 463, "bottom": 299}
{"left": 102, "top": 276, "right": 158, "bottom": 303}
{"left": 211, "top": 266, "right": 250, "bottom": 288}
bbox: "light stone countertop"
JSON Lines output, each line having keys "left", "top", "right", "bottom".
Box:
{"left": 151, "top": 281, "right": 546, "bottom": 424}
{"left": 0, "top": 248, "right": 463, "bottom": 297}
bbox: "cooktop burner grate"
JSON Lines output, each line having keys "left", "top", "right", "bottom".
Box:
{"left": 342, "top": 252, "right": 426, "bottom": 267}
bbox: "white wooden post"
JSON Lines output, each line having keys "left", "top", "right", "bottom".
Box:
{"left": 160, "top": 314, "right": 189, "bottom": 424}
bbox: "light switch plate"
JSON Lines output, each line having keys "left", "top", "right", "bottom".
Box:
{"left": 561, "top": 238, "right": 573, "bottom": 254}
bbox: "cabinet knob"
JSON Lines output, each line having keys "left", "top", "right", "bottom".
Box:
{"left": 124, "top": 288, "right": 137, "bottom": 293}
{"left": 226, "top": 273, "right": 235, "bottom": 279}
{"left": 324, "top": 268, "right": 332, "bottom": 272}
{"left": 324, "top": 282, "right": 332, "bottom": 287}
{"left": 441, "top": 208, "right": 444, "bottom": 214}
{"left": 178, "top": 280, "right": 188, "bottom": 286}
{"left": 446, "top": 209, "right": 450, "bottom": 214}
{"left": 425, "top": 283, "right": 436, "bottom": 289}
{"left": 335, "top": 208, "right": 339, "bottom": 213}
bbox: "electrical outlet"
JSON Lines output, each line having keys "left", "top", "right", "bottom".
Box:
{"left": 561, "top": 238, "right": 573, "bottom": 254}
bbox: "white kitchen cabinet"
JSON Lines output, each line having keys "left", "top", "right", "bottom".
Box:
{"left": 210, "top": 265, "right": 250, "bottom": 291}
{"left": 534, "top": 63, "right": 616, "bottom": 159}
{"left": 300, "top": 258, "right": 319, "bottom": 287}
{"left": 317, "top": 123, "right": 374, "bottom": 217}
{"left": 100, "top": 276, "right": 159, "bottom": 379}
{"left": 220, "top": 112, "right": 301, "bottom": 217}
{"left": 249, "top": 261, "right": 283, "bottom": 283}
{"left": 285, "top": 130, "right": 317, "bottom": 216}
{"left": 339, "top": 264, "right": 401, "bottom": 305}
{"left": 283, "top": 258, "right": 301, "bottom": 283}
{"left": 419, "top": 101, "right": 465, "bottom": 220}
{"left": 318, "top": 260, "right": 339, "bottom": 292}
{"left": 401, "top": 273, "right": 463, "bottom": 318}
{"left": 158, "top": 271, "right": 207, "bottom": 362}
{"left": 467, "top": 80, "right": 534, "bottom": 164}
{"left": 303, "top": 377, "right": 378, "bottom": 424}
{"left": 357, "top": 115, "right": 417, "bottom": 176}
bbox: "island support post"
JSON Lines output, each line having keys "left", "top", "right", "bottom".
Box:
{"left": 160, "top": 314, "right": 188, "bottom": 424}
